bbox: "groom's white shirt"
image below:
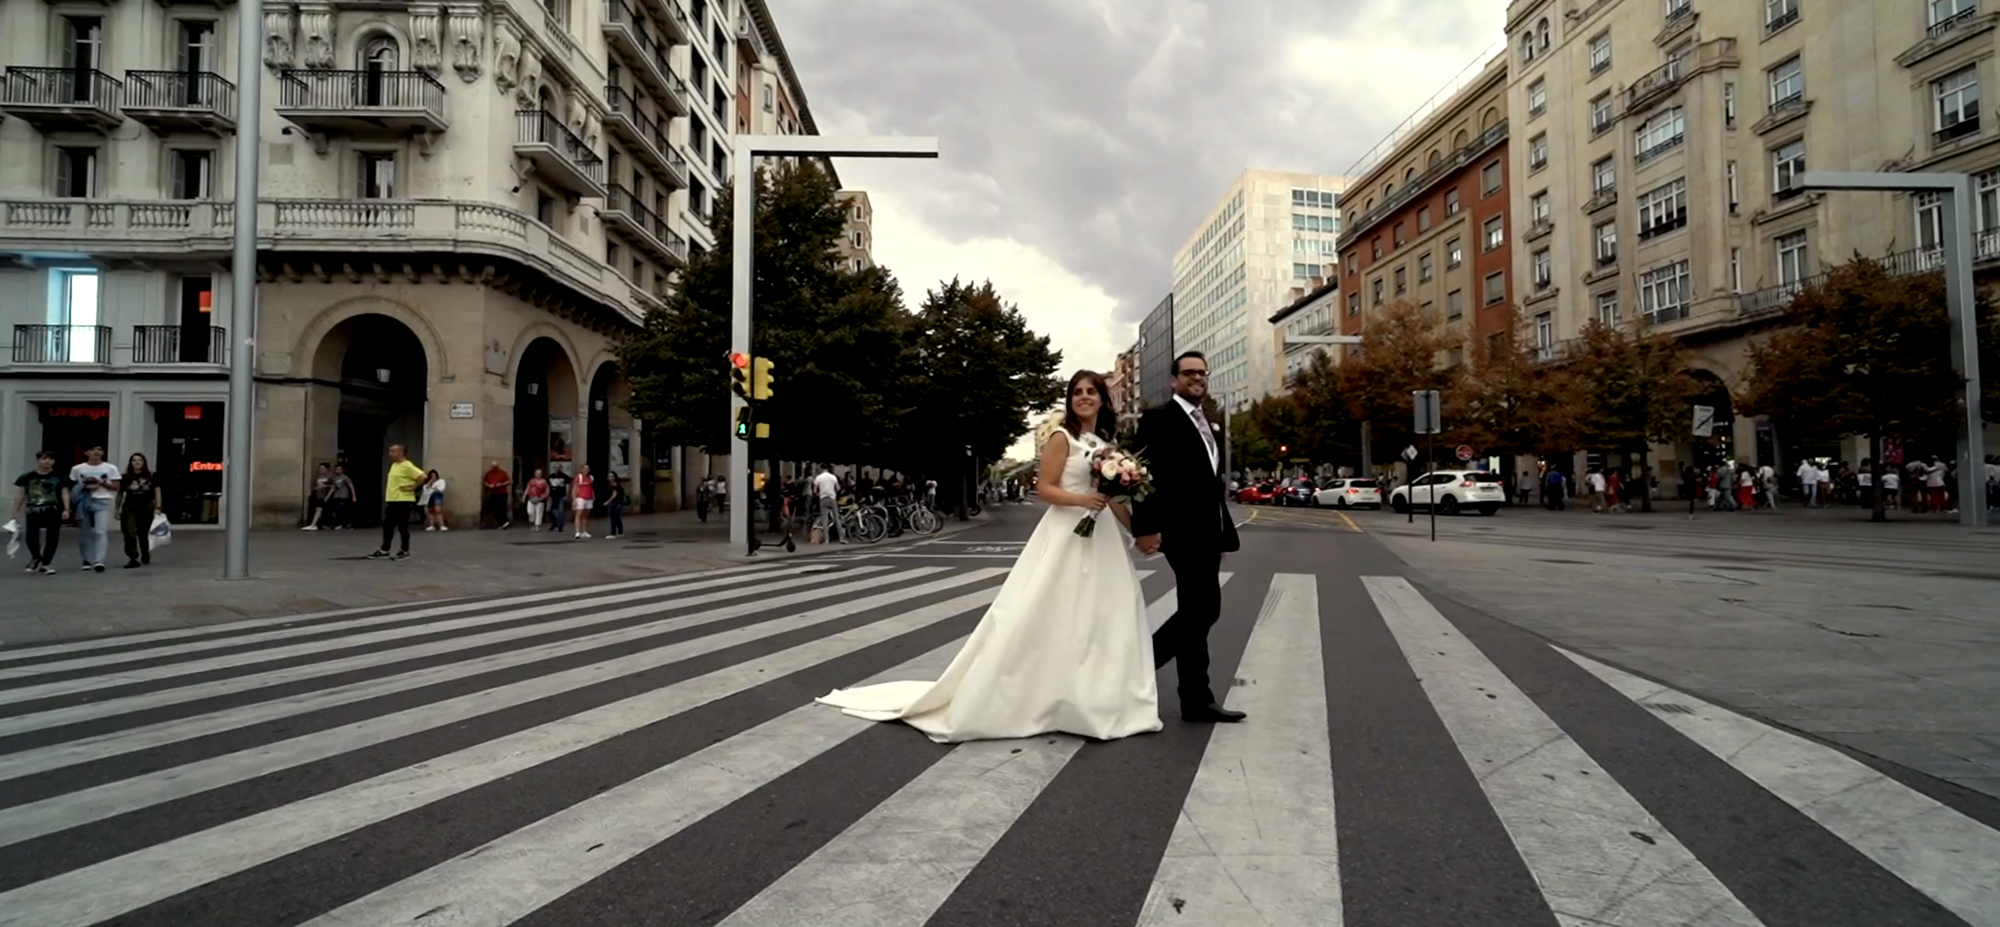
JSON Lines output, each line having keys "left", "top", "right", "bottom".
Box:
{"left": 1173, "top": 394, "right": 1219, "bottom": 474}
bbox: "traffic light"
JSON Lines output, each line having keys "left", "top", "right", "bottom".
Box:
{"left": 729, "top": 351, "right": 751, "bottom": 400}
{"left": 734, "top": 406, "right": 751, "bottom": 440}
{"left": 750, "top": 356, "right": 776, "bottom": 401}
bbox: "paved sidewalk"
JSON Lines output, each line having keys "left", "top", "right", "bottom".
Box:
{"left": 1354, "top": 504, "right": 2000, "bottom": 798}
{"left": 1, "top": 507, "right": 989, "bottom": 646}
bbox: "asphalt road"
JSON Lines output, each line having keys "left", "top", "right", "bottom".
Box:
{"left": 0, "top": 502, "right": 1995, "bottom": 926}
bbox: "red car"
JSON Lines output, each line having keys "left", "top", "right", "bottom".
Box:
{"left": 1235, "top": 483, "right": 1278, "bottom": 505}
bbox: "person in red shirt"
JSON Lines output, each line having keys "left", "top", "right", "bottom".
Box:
{"left": 482, "top": 461, "right": 512, "bottom": 529}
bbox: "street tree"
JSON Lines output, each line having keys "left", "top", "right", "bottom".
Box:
{"left": 1741, "top": 254, "right": 1983, "bottom": 521}
{"left": 1561, "top": 318, "right": 1700, "bottom": 512}
{"left": 1335, "top": 300, "right": 1462, "bottom": 469}
{"left": 1448, "top": 307, "right": 1579, "bottom": 461}
{"left": 1227, "top": 395, "right": 1301, "bottom": 473}
{"left": 1286, "top": 350, "right": 1363, "bottom": 473}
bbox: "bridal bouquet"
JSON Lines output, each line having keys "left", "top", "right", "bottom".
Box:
{"left": 1075, "top": 446, "right": 1153, "bottom": 537}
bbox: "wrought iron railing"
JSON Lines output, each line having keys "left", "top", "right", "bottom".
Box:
{"left": 278, "top": 68, "right": 445, "bottom": 114}
{"left": 1929, "top": 6, "right": 1979, "bottom": 38}
{"left": 1, "top": 66, "right": 120, "bottom": 110}
{"left": 1626, "top": 58, "right": 1683, "bottom": 111}
{"left": 604, "top": 0, "right": 678, "bottom": 81}
{"left": 606, "top": 183, "right": 668, "bottom": 240}
{"left": 515, "top": 110, "right": 605, "bottom": 184}
{"left": 133, "top": 325, "right": 226, "bottom": 364}
{"left": 12, "top": 324, "right": 110, "bottom": 364}
{"left": 123, "top": 70, "right": 236, "bottom": 119}
{"left": 605, "top": 83, "right": 678, "bottom": 172}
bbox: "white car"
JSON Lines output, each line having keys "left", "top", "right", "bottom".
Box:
{"left": 1314, "top": 478, "right": 1383, "bottom": 509}
{"left": 1389, "top": 470, "right": 1508, "bottom": 516}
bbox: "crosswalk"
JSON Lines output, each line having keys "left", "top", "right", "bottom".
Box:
{"left": 0, "top": 559, "right": 1994, "bottom": 927}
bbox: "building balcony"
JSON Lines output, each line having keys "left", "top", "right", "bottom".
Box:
{"left": 0, "top": 67, "right": 123, "bottom": 133}
{"left": 133, "top": 325, "right": 227, "bottom": 364}
{"left": 1335, "top": 123, "right": 1507, "bottom": 250}
{"left": 1897, "top": 10, "right": 1996, "bottom": 67}
{"left": 658, "top": 0, "right": 693, "bottom": 44}
{"left": 737, "top": 16, "right": 767, "bottom": 63}
{"left": 276, "top": 69, "right": 447, "bottom": 152}
{"left": 122, "top": 70, "right": 236, "bottom": 134}
{"left": 603, "top": 0, "right": 689, "bottom": 113}
{"left": 11, "top": 325, "right": 110, "bottom": 366}
{"left": 514, "top": 109, "right": 606, "bottom": 198}
{"left": 1626, "top": 58, "right": 1683, "bottom": 113}
{"left": 604, "top": 84, "right": 688, "bottom": 189}
{"left": 603, "top": 184, "right": 686, "bottom": 265}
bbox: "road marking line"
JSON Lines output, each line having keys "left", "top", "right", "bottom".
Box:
{"left": 1364, "top": 576, "right": 1763, "bottom": 927}
{"left": 1337, "top": 511, "right": 1361, "bottom": 533}
{"left": 1139, "top": 573, "right": 1339, "bottom": 927}
{"left": 1560, "top": 646, "right": 2000, "bottom": 925}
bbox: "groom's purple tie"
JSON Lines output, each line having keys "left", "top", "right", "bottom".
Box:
{"left": 1189, "top": 406, "right": 1218, "bottom": 469}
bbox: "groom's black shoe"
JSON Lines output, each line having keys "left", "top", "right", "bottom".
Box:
{"left": 1182, "top": 704, "right": 1246, "bottom": 723}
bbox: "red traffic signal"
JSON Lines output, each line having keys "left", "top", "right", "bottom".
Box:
{"left": 729, "top": 351, "right": 750, "bottom": 369}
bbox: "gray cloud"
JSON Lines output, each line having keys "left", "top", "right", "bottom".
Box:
{"left": 765, "top": 0, "right": 1498, "bottom": 324}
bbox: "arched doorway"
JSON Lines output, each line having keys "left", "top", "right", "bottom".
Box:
{"left": 513, "top": 337, "right": 579, "bottom": 486}
{"left": 586, "top": 362, "right": 634, "bottom": 507}
{"left": 1686, "top": 369, "right": 1735, "bottom": 468}
{"left": 312, "top": 313, "right": 428, "bottom": 525}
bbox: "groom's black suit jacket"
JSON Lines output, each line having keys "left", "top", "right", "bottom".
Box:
{"left": 1129, "top": 400, "right": 1240, "bottom": 554}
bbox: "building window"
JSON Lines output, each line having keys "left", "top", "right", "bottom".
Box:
{"left": 1592, "top": 157, "right": 1615, "bottom": 195}
{"left": 1485, "top": 270, "right": 1507, "bottom": 305}
{"left": 1766, "top": 0, "right": 1799, "bottom": 30}
{"left": 1394, "top": 267, "right": 1407, "bottom": 294}
{"left": 1529, "top": 133, "right": 1549, "bottom": 170}
{"left": 1724, "top": 82, "right": 1736, "bottom": 126}
{"left": 536, "top": 193, "right": 555, "bottom": 225}
{"left": 1595, "top": 220, "right": 1618, "bottom": 263}
{"left": 1521, "top": 30, "right": 1538, "bottom": 64}
{"left": 1776, "top": 231, "right": 1809, "bottom": 284}
{"left": 1666, "top": 0, "right": 1691, "bottom": 18}
{"left": 1934, "top": 66, "right": 1981, "bottom": 142}
{"left": 1484, "top": 215, "right": 1505, "bottom": 250}
{"left": 1590, "top": 93, "right": 1614, "bottom": 134}
{"left": 1372, "top": 277, "right": 1383, "bottom": 304}
{"left": 1534, "top": 312, "right": 1554, "bottom": 359}
{"left": 1418, "top": 205, "right": 1432, "bottom": 232}
{"left": 1372, "top": 238, "right": 1382, "bottom": 259}
{"left": 1635, "top": 106, "right": 1686, "bottom": 162}
{"left": 1590, "top": 32, "right": 1612, "bottom": 73}
{"left": 1530, "top": 190, "right": 1550, "bottom": 226}
{"left": 358, "top": 151, "right": 395, "bottom": 198}
{"left": 1448, "top": 289, "right": 1465, "bottom": 319}
{"left": 169, "top": 149, "right": 211, "bottom": 199}
{"left": 1596, "top": 291, "right": 1619, "bottom": 325}
{"left": 1419, "top": 252, "right": 1434, "bottom": 281}
{"left": 1347, "top": 291, "right": 1361, "bottom": 316}
{"left": 1916, "top": 191, "right": 1943, "bottom": 254}
{"left": 1727, "top": 160, "right": 1739, "bottom": 212}
{"left": 1638, "top": 177, "right": 1689, "bottom": 238}
{"left": 1482, "top": 161, "right": 1502, "bottom": 196}
{"left": 1528, "top": 78, "right": 1548, "bottom": 116}
{"left": 1772, "top": 140, "right": 1806, "bottom": 197}
{"left": 1446, "top": 237, "right": 1464, "bottom": 267}
{"left": 1933, "top": 0, "right": 1977, "bottom": 29}
{"left": 1445, "top": 187, "right": 1461, "bottom": 215}
{"left": 607, "top": 242, "right": 620, "bottom": 266}
{"left": 1639, "top": 260, "right": 1692, "bottom": 321}
{"left": 53, "top": 146, "right": 98, "bottom": 198}
{"left": 1532, "top": 249, "right": 1552, "bottom": 292}
{"left": 1768, "top": 56, "right": 1803, "bottom": 106}
{"left": 1731, "top": 246, "right": 1743, "bottom": 291}
{"left": 54, "top": 269, "right": 102, "bottom": 362}
{"left": 1394, "top": 222, "right": 1405, "bottom": 246}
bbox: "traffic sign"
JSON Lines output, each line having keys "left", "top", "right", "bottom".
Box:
{"left": 1401, "top": 445, "right": 1419, "bottom": 461}
{"left": 1412, "top": 390, "right": 1441, "bottom": 435}
{"left": 1456, "top": 444, "right": 1474, "bottom": 461}
{"left": 1692, "top": 404, "right": 1715, "bottom": 437}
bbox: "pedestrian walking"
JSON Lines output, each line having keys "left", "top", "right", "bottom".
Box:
{"left": 367, "top": 444, "right": 424, "bottom": 561}
{"left": 524, "top": 469, "right": 550, "bottom": 529}
{"left": 421, "top": 470, "right": 448, "bottom": 531}
{"left": 11, "top": 451, "right": 70, "bottom": 575}
{"left": 118, "top": 453, "right": 161, "bottom": 569}
{"left": 571, "top": 464, "right": 596, "bottom": 538}
{"left": 326, "top": 465, "right": 355, "bottom": 528}
{"left": 303, "top": 464, "right": 335, "bottom": 530}
{"left": 69, "top": 445, "right": 120, "bottom": 572}
{"left": 546, "top": 466, "right": 570, "bottom": 533}
{"left": 482, "top": 461, "right": 512, "bottom": 529}
{"left": 604, "top": 473, "right": 627, "bottom": 538}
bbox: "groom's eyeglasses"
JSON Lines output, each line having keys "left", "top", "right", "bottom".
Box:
{"left": 1177, "top": 369, "right": 1208, "bottom": 379}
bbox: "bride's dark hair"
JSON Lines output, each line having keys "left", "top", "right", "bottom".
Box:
{"left": 1061, "top": 370, "right": 1117, "bottom": 443}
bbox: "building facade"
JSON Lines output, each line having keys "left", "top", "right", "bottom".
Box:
{"left": 1109, "top": 344, "right": 1140, "bottom": 436}
{"left": 0, "top": 0, "right": 821, "bottom": 527}
{"left": 1170, "top": 169, "right": 1345, "bottom": 405}
{"left": 835, "top": 190, "right": 873, "bottom": 273}
{"left": 1338, "top": 52, "right": 1514, "bottom": 372}
{"left": 1137, "top": 292, "right": 1174, "bottom": 410}
{"left": 1270, "top": 279, "right": 1340, "bottom": 388}
{"left": 1507, "top": 0, "right": 2000, "bottom": 470}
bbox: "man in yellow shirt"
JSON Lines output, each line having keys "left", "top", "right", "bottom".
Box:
{"left": 368, "top": 444, "right": 426, "bottom": 561}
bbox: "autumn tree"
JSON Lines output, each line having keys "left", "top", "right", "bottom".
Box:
{"left": 1286, "top": 350, "right": 1362, "bottom": 472}
{"left": 1334, "top": 300, "right": 1463, "bottom": 469}
{"left": 1448, "top": 307, "right": 1579, "bottom": 460}
{"left": 1741, "top": 254, "right": 1985, "bottom": 521}
{"left": 1561, "top": 319, "right": 1700, "bottom": 511}
{"left": 1226, "top": 395, "right": 1303, "bottom": 473}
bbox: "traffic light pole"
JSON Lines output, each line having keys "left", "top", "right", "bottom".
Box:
{"left": 726, "top": 135, "right": 938, "bottom": 554}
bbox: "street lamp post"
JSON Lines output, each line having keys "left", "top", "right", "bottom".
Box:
{"left": 221, "top": 0, "right": 266, "bottom": 579}
{"left": 729, "top": 136, "right": 939, "bottom": 553}
{"left": 1797, "top": 171, "right": 1988, "bottom": 526}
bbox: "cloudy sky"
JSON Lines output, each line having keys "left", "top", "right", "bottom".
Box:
{"left": 765, "top": 0, "right": 1504, "bottom": 456}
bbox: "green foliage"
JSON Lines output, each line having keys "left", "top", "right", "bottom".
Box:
{"left": 903, "top": 279, "right": 1065, "bottom": 468}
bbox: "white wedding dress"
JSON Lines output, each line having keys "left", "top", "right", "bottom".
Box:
{"left": 815, "top": 430, "right": 1163, "bottom": 744}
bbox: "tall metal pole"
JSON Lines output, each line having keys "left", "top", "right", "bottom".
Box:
{"left": 1939, "top": 177, "right": 1989, "bottom": 521}
{"left": 728, "top": 156, "right": 754, "bottom": 553}
{"left": 222, "top": 0, "right": 265, "bottom": 580}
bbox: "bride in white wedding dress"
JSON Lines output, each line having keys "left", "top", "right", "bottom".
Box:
{"left": 814, "top": 370, "right": 1162, "bottom": 744}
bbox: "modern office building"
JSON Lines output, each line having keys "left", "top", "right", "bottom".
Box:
{"left": 1137, "top": 292, "right": 1174, "bottom": 410}
{"left": 0, "top": 0, "right": 824, "bottom": 526}
{"left": 1170, "top": 169, "right": 1346, "bottom": 405}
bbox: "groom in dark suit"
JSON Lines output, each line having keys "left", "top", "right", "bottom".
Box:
{"left": 1131, "top": 351, "right": 1245, "bottom": 724}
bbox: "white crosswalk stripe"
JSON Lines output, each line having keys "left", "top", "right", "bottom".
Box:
{"left": 0, "top": 559, "right": 1991, "bottom": 927}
